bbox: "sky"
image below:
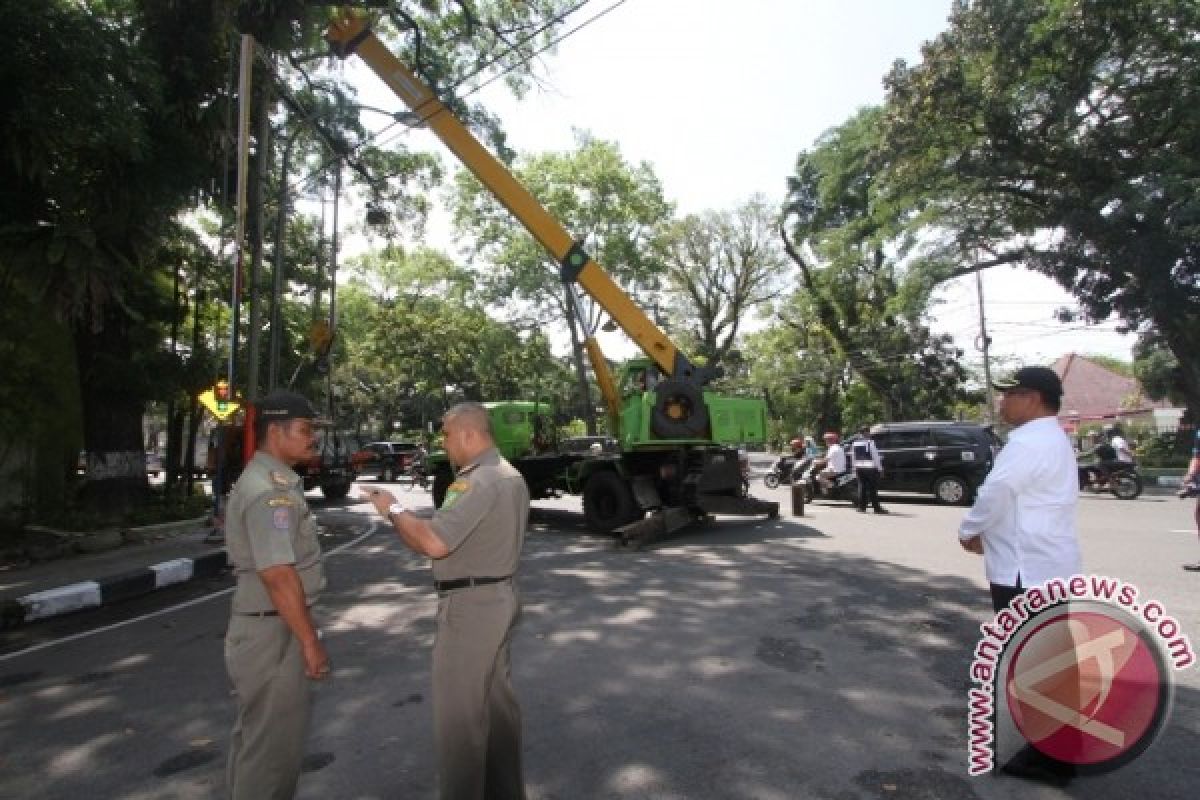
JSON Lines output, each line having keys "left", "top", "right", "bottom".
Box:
{"left": 340, "top": 0, "right": 1136, "bottom": 371}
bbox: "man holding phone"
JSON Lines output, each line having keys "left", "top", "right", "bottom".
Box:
{"left": 362, "top": 402, "right": 529, "bottom": 800}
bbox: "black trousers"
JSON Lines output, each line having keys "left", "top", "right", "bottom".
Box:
{"left": 855, "top": 468, "right": 883, "bottom": 511}
{"left": 989, "top": 581, "right": 1023, "bottom": 613}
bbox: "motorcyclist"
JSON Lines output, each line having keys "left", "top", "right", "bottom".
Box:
{"left": 1082, "top": 425, "right": 1131, "bottom": 488}
{"left": 817, "top": 432, "right": 847, "bottom": 492}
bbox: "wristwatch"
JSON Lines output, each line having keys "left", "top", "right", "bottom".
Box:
{"left": 387, "top": 502, "right": 406, "bottom": 521}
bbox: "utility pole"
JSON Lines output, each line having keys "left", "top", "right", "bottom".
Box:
{"left": 268, "top": 127, "right": 296, "bottom": 392}
{"left": 244, "top": 79, "right": 271, "bottom": 402}
{"left": 975, "top": 267, "right": 995, "bottom": 423}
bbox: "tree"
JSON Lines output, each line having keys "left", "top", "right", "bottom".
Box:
{"left": 0, "top": 0, "right": 233, "bottom": 511}
{"left": 743, "top": 325, "right": 847, "bottom": 447}
{"left": 332, "top": 242, "right": 577, "bottom": 440}
{"left": 781, "top": 108, "right": 974, "bottom": 422}
{"left": 883, "top": 0, "right": 1200, "bottom": 415}
{"left": 658, "top": 195, "right": 788, "bottom": 367}
{"left": 0, "top": 1, "right": 581, "bottom": 512}
{"left": 451, "top": 133, "right": 671, "bottom": 431}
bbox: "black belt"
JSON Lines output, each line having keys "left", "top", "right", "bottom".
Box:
{"left": 435, "top": 576, "right": 511, "bottom": 592}
{"left": 238, "top": 609, "right": 280, "bottom": 617}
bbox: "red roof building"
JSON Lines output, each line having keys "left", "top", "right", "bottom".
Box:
{"left": 1050, "top": 353, "right": 1180, "bottom": 432}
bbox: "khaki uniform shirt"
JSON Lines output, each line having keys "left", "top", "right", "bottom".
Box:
{"left": 430, "top": 448, "right": 528, "bottom": 581}
{"left": 226, "top": 451, "right": 326, "bottom": 613}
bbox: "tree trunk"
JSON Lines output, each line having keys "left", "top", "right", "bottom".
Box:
{"left": 562, "top": 284, "right": 597, "bottom": 434}
{"left": 74, "top": 307, "right": 149, "bottom": 513}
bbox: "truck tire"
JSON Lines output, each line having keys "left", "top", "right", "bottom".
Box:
{"left": 583, "top": 470, "right": 641, "bottom": 532}
{"left": 321, "top": 479, "right": 352, "bottom": 500}
{"left": 650, "top": 380, "right": 710, "bottom": 439}
{"left": 432, "top": 467, "right": 454, "bottom": 508}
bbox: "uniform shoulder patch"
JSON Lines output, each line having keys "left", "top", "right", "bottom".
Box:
{"left": 441, "top": 480, "right": 471, "bottom": 510}
{"left": 272, "top": 507, "right": 292, "bottom": 530}
{"left": 270, "top": 470, "right": 293, "bottom": 487}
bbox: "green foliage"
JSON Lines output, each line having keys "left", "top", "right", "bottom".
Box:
{"left": 883, "top": 0, "right": 1200, "bottom": 416}
{"left": 330, "top": 245, "right": 574, "bottom": 438}
{"left": 780, "top": 108, "right": 975, "bottom": 422}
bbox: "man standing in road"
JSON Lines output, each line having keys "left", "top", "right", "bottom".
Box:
{"left": 365, "top": 402, "right": 529, "bottom": 800}
{"left": 224, "top": 391, "right": 330, "bottom": 800}
{"left": 1181, "top": 426, "right": 1200, "bottom": 572}
{"left": 957, "top": 366, "right": 1081, "bottom": 786}
{"left": 851, "top": 426, "right": 887, "bottom": 514}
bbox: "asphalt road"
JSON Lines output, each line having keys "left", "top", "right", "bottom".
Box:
{"left": 0, "top": 482, "right": 1197, "bottom": 800}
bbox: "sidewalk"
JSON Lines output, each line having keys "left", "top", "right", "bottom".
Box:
{"left": 0, "top": 519, "right": 226, "bottom": 628}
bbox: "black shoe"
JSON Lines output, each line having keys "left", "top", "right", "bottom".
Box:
{"left": 1183, "top": 562, "right": 1200, "bottom": 572}
{"left": 1001, "top": 746, "right": 1074, "bottom": 788}
{"left": 856, "top": 508, "right": 866, "bottom": 513}
{"left": 874, "top": 508, "right": 889, "bottom": 514}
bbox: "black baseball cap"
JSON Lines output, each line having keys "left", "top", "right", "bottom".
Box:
{"left": 256, "top": 391, "right": 326, "bottom": 423}
{"left": 992, "top": 366, "right": 1063, "bottom": 399}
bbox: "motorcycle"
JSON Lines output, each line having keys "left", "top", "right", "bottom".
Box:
{"left": 763, "top": 454, "right": 812, "bottom": 489}
{"left": 1078, "top": 461, "right": 1142, "bottom": 500}
{"left": 800, "top": 461, "right": 859, "bottom": 503}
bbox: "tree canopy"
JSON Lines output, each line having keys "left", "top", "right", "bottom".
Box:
{"left": 883, "top": 0, "right": 1200, "bottom": 413}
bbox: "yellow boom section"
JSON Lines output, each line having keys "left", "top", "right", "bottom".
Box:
{"left": 326, "top": 14, "right": 680, "bottom": 377}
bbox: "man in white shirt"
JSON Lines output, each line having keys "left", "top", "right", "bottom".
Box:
{"left": 958, "top": 365, "right": 1081, "bottom": 787}
{"left": 959, "top": 366, "right": 1081, "bottom": 611}
{"left": 1108, "top": 425, "right": 1134, "bottom": 463}
{"left": 817, "top": 432, "right": 847, "bottom": 492}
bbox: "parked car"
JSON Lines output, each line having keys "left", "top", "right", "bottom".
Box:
{"left": 351, "top": 441, "right": 421, "bottom": 482}
{"left": 869, "top": 421, "right": 1000, "bottom": 505}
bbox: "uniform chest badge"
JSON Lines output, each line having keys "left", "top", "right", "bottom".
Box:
{"left": 273, "top": 507, "right": 292, "bottom": 530}
{"left": 267, "top": 495, "right": 295, "bottom": 507}
{"left": 441, "top": 480, "right": 470, "bottom": 510}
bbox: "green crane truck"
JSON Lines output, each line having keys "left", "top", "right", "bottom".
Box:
{"left": 327, "top": 14, "right": 779, "bottom": 546}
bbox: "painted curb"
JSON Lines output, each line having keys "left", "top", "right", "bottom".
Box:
{"left": 0, "top": 549, "right": 229, "bottom": 629}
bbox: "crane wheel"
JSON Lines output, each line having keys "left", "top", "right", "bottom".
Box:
{"left": 650, "top": 380, "right": 709, "bottom": 439}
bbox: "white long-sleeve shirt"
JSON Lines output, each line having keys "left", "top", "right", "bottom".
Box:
{"left": 958, "top": 415, "right": 1081, "bottom": 587}
{"left": 824, "top": 443, "right": 846, "bottom": 473}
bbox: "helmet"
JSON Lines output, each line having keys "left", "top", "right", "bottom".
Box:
{"left": 822, "top": 431, "right": 839, "bottom": 443}
{"left": 789, "top": 437, "right": 805, "bottom": 453}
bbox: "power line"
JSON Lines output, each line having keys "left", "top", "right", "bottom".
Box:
{"left": 282, "top": 0, "right": 622, "bottom": 196}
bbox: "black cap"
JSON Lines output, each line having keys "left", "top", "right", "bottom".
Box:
{"left": 256, "top": 390, "right": 324, "bottom": 422}
{"left": 992, "top": 366, "right": 1063, "bottom": 399}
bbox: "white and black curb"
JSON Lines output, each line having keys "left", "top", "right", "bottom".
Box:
{"left": 0, "top": 550, "right": 228, "bottom": 629}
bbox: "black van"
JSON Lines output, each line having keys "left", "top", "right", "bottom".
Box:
{"left": 869, "top": 422, "right": 1000, "bottom": 504}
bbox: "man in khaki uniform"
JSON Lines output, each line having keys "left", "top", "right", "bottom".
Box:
{"left": 365, "top": 402, "right": 529, "bottom": 800}
{"left": 225, "top": 391, "right": 330, "bottom": 800}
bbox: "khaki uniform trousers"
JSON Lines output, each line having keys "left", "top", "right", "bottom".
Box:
{"left": 433, "top": 582, "right": 525, "bottom": 800}
{"left": 225, "top": 614, "right": 312, "bottom": 800}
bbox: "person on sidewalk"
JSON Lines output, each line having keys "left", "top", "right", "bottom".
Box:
{"left": 957, "top": 366, "right": 1081, "bottom": 787}
{"left": 224, "top": 391, "right": 330, "bottom": 800}
{"left": 1182, "top": 426, "right": 1200, "bottom": 572}
{"left": 364, "top": 402, "right": 529, "bottom": 800}
{"left": 851, "top": 426, "right": 887, "bottom": 514}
